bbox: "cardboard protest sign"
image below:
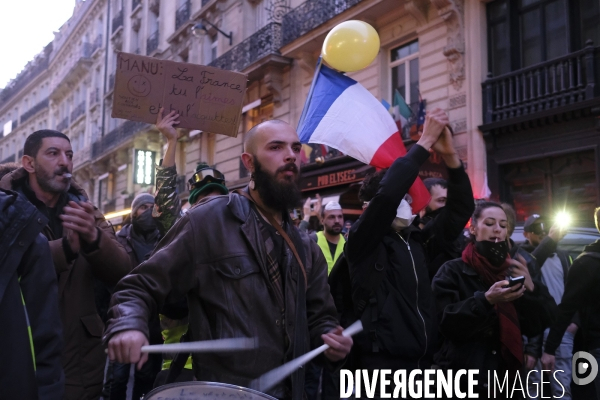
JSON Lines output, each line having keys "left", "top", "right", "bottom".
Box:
{"left": 112, "top": 52, "right": 247, "bottom": 138}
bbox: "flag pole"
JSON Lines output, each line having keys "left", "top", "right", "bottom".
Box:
{"left": 297, "top": 56, "right": 324, "bottom": 132}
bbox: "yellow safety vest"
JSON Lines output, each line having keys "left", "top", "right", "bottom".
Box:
{"left": 316, "top": 231, "right": 345, "bottom": 275}
{"left": 159, "top": 315, "right": 193, "bottom": 370}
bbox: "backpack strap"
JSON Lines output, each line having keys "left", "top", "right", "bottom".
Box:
{"left": 165, "top": 332, "right": 191, "bottom": 384}
{"left": 352, "top": 259, "right": 386, "bottom": 315}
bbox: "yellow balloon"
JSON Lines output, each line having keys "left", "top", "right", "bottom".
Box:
{"left": 322, "top": 20, "right": 380, "bottom": 72}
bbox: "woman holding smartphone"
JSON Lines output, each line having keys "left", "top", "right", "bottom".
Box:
{"left": 432, "top": 201, "right": 554, "bottom": 398}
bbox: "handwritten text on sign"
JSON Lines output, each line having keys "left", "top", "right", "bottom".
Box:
{"left": 112, "top": 52, "right": 247, "bottom": 138}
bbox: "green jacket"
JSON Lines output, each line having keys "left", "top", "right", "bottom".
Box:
{"left": 153, "top": 164, "right": 182, "bottom": 237}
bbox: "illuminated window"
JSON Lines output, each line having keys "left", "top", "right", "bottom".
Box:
{"left": 134, "top": 149, "right": 156, "bottom": 185}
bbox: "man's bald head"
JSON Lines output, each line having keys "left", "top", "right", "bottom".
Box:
{"left": 240, "top": 119, "right": 302, "bottom": 211}
{"left": 243, "top": 119, "right": 291, "bottom": 154}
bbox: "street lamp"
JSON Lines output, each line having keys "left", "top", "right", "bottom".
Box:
{"left": 191, "top": 19, "right": 232, "bottom": 46}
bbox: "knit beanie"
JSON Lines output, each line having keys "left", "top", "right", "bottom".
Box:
{"left": 131, "top": 193, "right": 155, "bottom": 215}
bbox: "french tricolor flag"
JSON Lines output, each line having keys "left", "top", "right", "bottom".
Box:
{"left": 298, "top": 63, "right": 430, "bottom": 214}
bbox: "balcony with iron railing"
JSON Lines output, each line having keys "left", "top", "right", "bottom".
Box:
{"left": 147, "top": 30, "right": 159, "bottom": 55}
{"left": 209, "top": 22, "right": 282, "bottom": 72}
{"left": 0, "top": 57, "right": 49, "bottom": 105}
{"left": 175, "top": 0, "right": 191, "bottom": 31}
{"left": 91, "top": 34, "right": 103, "bottom": 55}
{"left": 112, "top": 9, "right": 124, "bottom": 34}
{"left": 482, "top": 41, "right": 599, "bottom": 129}
{"left": 57, "top": 116, "right": 69, "bottom": 132}
{"left": 50, "top": 43, "right": 93, "bottom": 98}
{"left": 20, "top": 98, "right": 49, "bottom": 124}
{"left": 90, "top": 88, "right": 100, "bottom": 107}
{"left": 92, "top": 120, "right": 150, "bottom": 159}
{"left": 72, "top": 145, "right": 91, "bottom": 170}
{"left": 282, "top": 0, "right": 364, "bottom": 46}
{"left": 50, "top": 0, "right": 93, "bottom": 60}
{"left": 70, "top": 101, "right": 86, "bottom": 123}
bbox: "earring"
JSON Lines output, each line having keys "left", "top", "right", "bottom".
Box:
{"left": 249, "top": 173, "right": 255, "bottom": 190}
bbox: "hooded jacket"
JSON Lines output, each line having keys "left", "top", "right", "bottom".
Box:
{"left": 0, "top": 168, "right": 131, "bottom": 400}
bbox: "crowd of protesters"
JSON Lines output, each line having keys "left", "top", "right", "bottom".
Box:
{"left": 2, "top": 107, "right": 600, "bottom": 400}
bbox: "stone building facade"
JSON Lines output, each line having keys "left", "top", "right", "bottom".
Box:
{"left": 1, "top": 0, "right": 597, "bottom": 225}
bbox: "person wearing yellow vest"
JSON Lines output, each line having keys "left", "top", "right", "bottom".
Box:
{"left": 306, "top": 201, "right": 345, "bottom": 399}
{"left": 315, "top": 201, "right": 345, "bottom": 274}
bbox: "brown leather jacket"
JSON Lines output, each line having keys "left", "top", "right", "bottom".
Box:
{"left": 104, "top": 190, "right": 339, "bottom": 399}
{"left": 0, "top": 168, "right": 131, "bottom": 400}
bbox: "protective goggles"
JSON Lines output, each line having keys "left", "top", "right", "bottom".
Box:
{"left": 187, "top": 168, "right": 225, "bottom": 190}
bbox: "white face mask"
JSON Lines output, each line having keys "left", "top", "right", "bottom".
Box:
{"left": 391, "top": 199, "right": 416, "bottom": 231}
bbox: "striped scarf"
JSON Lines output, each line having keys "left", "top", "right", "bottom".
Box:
{"left": 252, "top": 208, "right": 287, "bottom": 311}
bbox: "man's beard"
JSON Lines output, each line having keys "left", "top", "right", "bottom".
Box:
{"left": 421, "top": 206, "right": 442, "bottom": 225}
{"left": 325, "top": 224, "right": 342, "bottom": 236}
{"left": 36, "top": 165, "right": 71, "bottom": 194}
{"left": 253, "top": 158, "right": 302, "bottom": 212}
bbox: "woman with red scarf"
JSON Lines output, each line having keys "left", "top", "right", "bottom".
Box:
{"left": 432, "top": 201, "right": 554, "bottom": 399}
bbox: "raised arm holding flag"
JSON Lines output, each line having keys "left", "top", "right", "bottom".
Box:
{"left": 297, "top": 61, "right": 431, "bottom": 214}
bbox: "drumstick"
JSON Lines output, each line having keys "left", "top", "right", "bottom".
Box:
{"left": 140, "top": 337, "right": 258, "bottom": 353}
{"left": 250, "top": 320, "right": 363, "bottom": 393}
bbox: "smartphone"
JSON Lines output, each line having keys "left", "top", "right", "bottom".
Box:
{"left": 507, "top": 275, "right": 525, "bottom": 287}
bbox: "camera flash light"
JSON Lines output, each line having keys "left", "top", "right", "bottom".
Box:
{"left": 556, "top": 211, "right": 571, "bottom": 228}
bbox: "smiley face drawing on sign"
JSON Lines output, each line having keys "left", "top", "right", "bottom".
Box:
{"left": 127, "top": 75, "right": 151, "bottom": 97}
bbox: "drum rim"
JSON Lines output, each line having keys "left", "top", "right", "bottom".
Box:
{"left": 144, "top": 381, "right": 278, "bottom": 399}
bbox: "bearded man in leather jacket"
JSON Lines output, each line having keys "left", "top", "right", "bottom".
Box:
{"left": 104, "top": 120, "right": 352, "bottom": 400}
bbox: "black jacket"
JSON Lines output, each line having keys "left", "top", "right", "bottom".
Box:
{"left": 514, "top": 237, "right": 571, "bottom": 358}
{"left": 432, "top": 258, "right": 553, "bottom": 391}
{"left": 345, "top": 145, "right": 474, "bottom": 369}
{"left": 545, "top": 239, "right": 600, "bottom": 354}
{"left": 0, "top": 189, "right": 64, "bottom": 399}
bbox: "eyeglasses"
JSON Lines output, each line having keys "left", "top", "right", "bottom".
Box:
{"left": 187, "top": 168, "right": 225, "bottom": 190}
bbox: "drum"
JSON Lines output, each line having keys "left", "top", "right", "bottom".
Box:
{"left": 143, "top": 381, "right": 278, "bottom": 400}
